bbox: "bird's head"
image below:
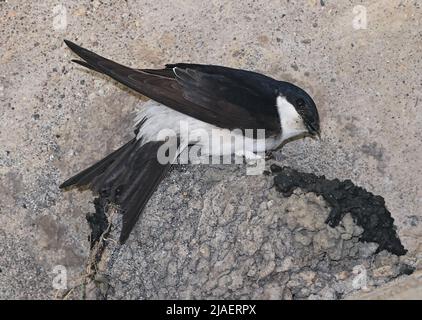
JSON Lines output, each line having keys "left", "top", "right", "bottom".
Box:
{"left": 276, "top": 82, "right": 320, "bottom": 141}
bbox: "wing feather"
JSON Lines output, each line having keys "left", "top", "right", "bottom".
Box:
{"left": 64, "top": 40, "right": 281, "bottom": 135}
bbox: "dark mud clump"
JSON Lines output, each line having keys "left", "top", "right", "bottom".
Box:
{"left": 272, "top": 165, "right": 407, "bottom": 256}
{"left": 86, "top": 197, "right": 109, "bottom": 249}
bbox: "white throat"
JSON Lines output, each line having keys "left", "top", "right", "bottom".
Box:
{"left": 276, "top": 95, "right": 307, "bottom": 141}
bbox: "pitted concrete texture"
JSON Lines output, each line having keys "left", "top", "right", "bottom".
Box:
{"left": 0, "top": 0, "right": 420, "bottom": 299}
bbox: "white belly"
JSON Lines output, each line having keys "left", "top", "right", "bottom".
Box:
{"left": 134, "top": 100, "right": 283, "bottom": 156}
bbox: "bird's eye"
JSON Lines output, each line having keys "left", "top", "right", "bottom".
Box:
{"left": 296, "top": 99, "right": 305, "bottom": 107}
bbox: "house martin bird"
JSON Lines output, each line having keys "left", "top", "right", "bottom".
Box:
{"left": 60, "top": 40, "right": 320, "bottom": 243}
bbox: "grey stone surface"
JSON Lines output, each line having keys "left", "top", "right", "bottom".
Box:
{"left": 0, "top": 0, "right": 421, "bottom": 299}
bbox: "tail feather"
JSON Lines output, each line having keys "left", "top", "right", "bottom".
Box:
{"left": 59, "top": 140, "right": 135, "bottom": 189}
{"left": 60, "top": 138, "right": 172, "bottom": 244}
{"left": 71, "top": 59, "right": 99, "bottom": 72}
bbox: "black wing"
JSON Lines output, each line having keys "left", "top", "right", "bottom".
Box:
{"left": 64, "top": 40, "right": 281, "bottom": 136}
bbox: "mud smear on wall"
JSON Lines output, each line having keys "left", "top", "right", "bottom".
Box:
{"left": 271, "top": 165, "right": 407, "bottom": 256}
{"left": 86, "top": 197, "right": 109, "bottom": 250}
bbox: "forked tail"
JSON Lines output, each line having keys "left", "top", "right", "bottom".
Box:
{"left": 60, "top": 138, "right": 172, "bottom": 244}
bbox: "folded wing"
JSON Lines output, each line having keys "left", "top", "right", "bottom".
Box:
{"left": 64, "top": 40, "right": 281, "bottom": 136}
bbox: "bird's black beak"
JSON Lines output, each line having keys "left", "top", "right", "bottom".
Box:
{"left": 306, "top": 123, "right": 321, "bottom": 140}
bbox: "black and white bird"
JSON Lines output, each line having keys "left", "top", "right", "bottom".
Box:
{"left": 60, "top": 40, "right": 320, "bottom": 243}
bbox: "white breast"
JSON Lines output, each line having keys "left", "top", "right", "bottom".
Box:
{"left": 134, "top": 101, "right": 284, "bottom": 156}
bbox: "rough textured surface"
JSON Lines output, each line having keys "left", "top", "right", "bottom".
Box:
{"left": 0, "top": 0, "right": 421, "bottom": 299}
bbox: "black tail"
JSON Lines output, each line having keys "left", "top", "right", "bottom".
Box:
{"left": 60, "top": 138, "right": 172, "bottom": 244}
